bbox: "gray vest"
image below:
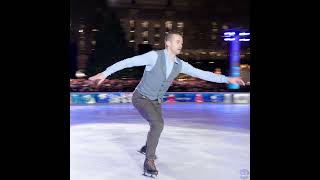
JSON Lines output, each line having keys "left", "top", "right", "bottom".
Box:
{"left": 136, "top": 50, "right": 182, "bottom": 103}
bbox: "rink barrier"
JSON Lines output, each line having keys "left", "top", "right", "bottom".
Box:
{"left": 70, "top": 92, "right": 250, "bottom": 105}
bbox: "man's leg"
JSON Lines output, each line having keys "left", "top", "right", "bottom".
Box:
{"left": 145, "top": 101, "right": 163, "bottom": 160}
{"left": 132, "top": 91, "right": 163, "bottom": 160}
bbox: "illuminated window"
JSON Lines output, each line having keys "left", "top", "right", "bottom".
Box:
{"left": 130, "top": 20, "right": 135, "bottom": 32}
{"left": 142, "top": 21, "right": 149, "bottom": 28}
{"left": 214, "top": 68, "right": 221, "bottom": 74}
{"left": 165, "top": 21, "right": 173, "bottom": 32}
{"left": 212, "top": 28, "right": 218, "bottom": 32}
{"left": 142, "top": 31, "right": 148, "bottom": 42}
{"left": 212, "top": 22, "right": 218, "bottom": 33}
{"left": 141, "top": 21, "right": 149, "bottom": 32}
{"left": 177, "top": 22, "right": 184, "bottom": 28}
{"left": 130, "top": 20, "right": 135, "bottom": 27}
{"left": 222, "top": 25, "right": 229, "bottom": 30}
{"left": 142, "top": 31, "right": 148, "bottom": 38}
{"left": 154, "top": 24, "right": 160, "bottom": 34}
{"left": 177, "top": 22, "right": 184, "bottom": 33}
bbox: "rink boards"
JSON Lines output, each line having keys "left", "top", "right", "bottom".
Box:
{"left": 70, "top": 92, "right": 250, "bottom": 105}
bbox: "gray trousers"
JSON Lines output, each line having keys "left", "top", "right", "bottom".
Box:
{"left": 132, "top": 90, "right": 164, "bottom": 160}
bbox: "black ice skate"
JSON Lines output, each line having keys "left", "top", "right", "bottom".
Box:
{"left": 142, "top": 159, "right": 158, "bottom": 178}
{"left": 137, "top": 145, "right": 157, "bottom": 159}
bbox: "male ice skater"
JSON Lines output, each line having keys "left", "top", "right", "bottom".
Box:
{"left": 89, "top": 31, "right": 245, "bottom": 177}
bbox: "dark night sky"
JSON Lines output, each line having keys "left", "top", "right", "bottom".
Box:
{"left": 70, "top": 0, "right": 249, "bottom": 23}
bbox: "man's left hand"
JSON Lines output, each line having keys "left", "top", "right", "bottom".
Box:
{"left": 227, "top": 77, "right": 245, "bottom": 86}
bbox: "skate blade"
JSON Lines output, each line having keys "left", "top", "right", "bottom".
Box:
{"left": 142, "top": 172, "right": 157, "bottom": 178}
{"left": 137, "top": 150, "right": 146, "bottom": 155}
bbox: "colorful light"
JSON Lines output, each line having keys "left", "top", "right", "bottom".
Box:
{"left": 223, "top": 30, "right": 250, "bottom": 90}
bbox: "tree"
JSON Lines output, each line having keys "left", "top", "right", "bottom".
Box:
{"left": 86, "top": 1, "right": 134, "bottom": 77}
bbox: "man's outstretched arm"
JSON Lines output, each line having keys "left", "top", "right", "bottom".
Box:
{"left": 89, "top": 51, "right": 157, "bottom": 84}
{"left": 180, "top": 61, "right": 245, "bottom": 85}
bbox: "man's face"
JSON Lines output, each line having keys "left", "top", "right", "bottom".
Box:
{"left": 166, "top": 34, "right": 183, "bottom": 55}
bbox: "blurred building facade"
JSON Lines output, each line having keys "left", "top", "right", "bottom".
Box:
{"left": 70, "top": 0, "right": 250, "bottom": 77}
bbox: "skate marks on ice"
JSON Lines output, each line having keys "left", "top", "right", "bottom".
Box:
{"left": 71, "top": 123, "right": 250, "bottom": 180}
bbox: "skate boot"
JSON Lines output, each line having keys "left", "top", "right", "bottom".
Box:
{"left": 138, "top": 145, "right": 157, "bottom": 159}
{"left": 142, "top": 159, "right": 158, "bottom": 178}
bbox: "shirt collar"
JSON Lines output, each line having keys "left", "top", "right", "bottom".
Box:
{"left": 164, "top": 49, "right": 179, "bottom": 64}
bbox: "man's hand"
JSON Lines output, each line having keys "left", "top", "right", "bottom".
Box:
{"left": 88, "top": 73, "right": 107, "bottom": 85}
{"left": 227, "top": 77, "right": 245, "bottom": 86}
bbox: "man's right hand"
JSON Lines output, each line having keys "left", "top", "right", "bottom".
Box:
{"left": 88, "top": 73, "right": 107, "bottom": 85}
